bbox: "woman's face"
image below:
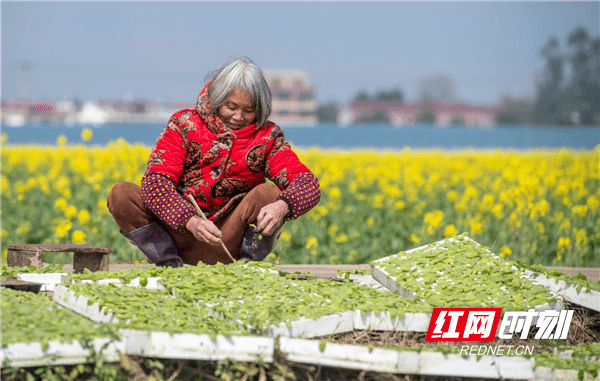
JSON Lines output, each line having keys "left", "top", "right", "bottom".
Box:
{"left": 216, "top": 89, "right": 257, "bottom": 130}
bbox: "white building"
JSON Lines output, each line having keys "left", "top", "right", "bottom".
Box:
{"left": 263, "top": 69, "right": 318, "bottom": 127}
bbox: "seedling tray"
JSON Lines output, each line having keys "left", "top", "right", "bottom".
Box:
{"left": 20, "top": 276, "right": 599, "bottom": 378}
{"left": 534, "top": 367, "right": 600, "bottom": 381}
{"left": 525, "top": 270, "right": 600, "bottom": 312}
{"left": 279, "top": 337, "right": 536, "bottom": 379}
{"left": 371, "top": 236, "right": 563, "bottom": 315}
{"left": 54, "top": 284, "right": 121, "bottom": 324}
{"left": 58, "top": 278, "right": 430, "bottom": 340}
{"left": 120, "top": 329, "right": 274, "bottom": 362}
{"left": 1, "top": 338, "right": 124, "bottom": 368}
{"left": 17, "top": 272, "right": 68, "bottom": 292}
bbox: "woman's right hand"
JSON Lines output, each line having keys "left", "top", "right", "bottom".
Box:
{"left": 185, "top": 216, "right": 223, "bottom": 246}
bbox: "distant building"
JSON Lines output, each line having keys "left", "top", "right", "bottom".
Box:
{"left": 348, "top": 101, "right": 501, "bottom": 128}
{"left": 263, "top": 70, "right": 318, "bottom": 126}
{"left": 1, "top": 99, "right": 62, "bottom": 125}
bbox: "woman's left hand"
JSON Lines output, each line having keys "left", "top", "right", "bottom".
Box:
{"left": 255, "top": 200, "right": 289, "bottom": 236}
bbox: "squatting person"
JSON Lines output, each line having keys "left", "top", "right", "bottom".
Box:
{"left": 107, "top": 56, "right": 320, "bottom": 266}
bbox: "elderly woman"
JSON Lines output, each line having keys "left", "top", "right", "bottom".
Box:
{"left": 107, "top": 56, "right": 320, "bottom": 267}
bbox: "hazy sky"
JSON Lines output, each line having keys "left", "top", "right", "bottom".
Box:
{"left": 2, "top": 1, "right": 599, "bottom": 106}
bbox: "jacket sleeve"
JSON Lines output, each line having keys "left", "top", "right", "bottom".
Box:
{"left": 264, "top": 125, "right": 321, "bottom": 219}
{"left": 141, "top": 172, "right": 196, "bottom": 232}
{"left": 276, "top": 172, "right": 321, "bottom": 220}
{"left": 142, "top": 112, "right": 197, "bottom": 231}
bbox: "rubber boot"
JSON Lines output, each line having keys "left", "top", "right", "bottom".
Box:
{"left": 120, "top": 222, "right": 183, "bottom": 268}
{"left": 238, "top": 224, "right": 284, "bottom": 262}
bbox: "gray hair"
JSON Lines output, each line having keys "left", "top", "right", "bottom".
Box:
{"left": 206, "top": 56, "right": 272, "bottom": 128}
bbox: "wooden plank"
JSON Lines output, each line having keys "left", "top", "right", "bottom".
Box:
{"left": 276, "top": 264, "right": 370, "bottom": 278}
{"left": 7, "top": 244, "right": 112, "bottom": 254}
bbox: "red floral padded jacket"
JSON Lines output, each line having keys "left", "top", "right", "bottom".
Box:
{"left": 141, "top": 83, "right": 320, "bottom": 231}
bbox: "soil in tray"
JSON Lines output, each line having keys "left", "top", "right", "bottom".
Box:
{"left": 1, "top": 279, "right": 43, "bottom": 293}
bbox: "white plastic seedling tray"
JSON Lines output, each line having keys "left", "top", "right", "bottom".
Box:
{"left": 337, "top": 273, "right": 392, "bottom": 292}
{"left": 418, "top": 350, "right": 535, "bottom": 380}
{"left": 54, "top": 285, "right": 275, "bottom": 362}
{"left": 79, "top": 277, "right": 166, "bottom": 290}
{"left": 63, "top": 274, "right": 431, "bottom": 338}
{"left": 53, "top": 284, "right": 121, "bottom": 324}
{"left": 525, "top": 270, "right": 600, "bottom": 312}
{"left": 45, "top": 280, "right": 599, "bottom": 379}
{"left": 371, "top": 238, "right": 564, "bottom": 313}
{"left": 0, "top": 337, "right": 124, "bottom": 368}
{"left": 534, "top": 366, "right": 600, "bottom": 381}
{"left": 16, "top": 272, "right": 68, "bottom": 292}
{"left": 279, "top": 336, "right": 417, "bottom": 374}
{"left": 121, "top": 329, "right": 274, "bottom": 362}
{"left": 229, "top": 309, "right": 430, "bottom": 339}
{"left": 352, "top": 310, "right": 431, "bottom": 332}
{"left": 279, "top": 337, "right": 536, "bottom": 380}
{"left": 264, "top": 311, "right": 355, "bottom": 338}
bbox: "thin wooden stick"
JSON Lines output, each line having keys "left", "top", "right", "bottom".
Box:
{"left": 187, "top": 194, "right": 235, "bottom": 262}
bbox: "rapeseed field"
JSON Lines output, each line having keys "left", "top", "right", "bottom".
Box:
{"left": 1, "top": 138, "right": 598, "bottom": 266}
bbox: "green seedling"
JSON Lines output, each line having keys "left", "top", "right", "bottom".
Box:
{"left": 249, "top": 223, "right": 264, "bottom": 247}
{"left": 371, "top": 234, "right": 558, "bottom": 311}
{"left": 1, "top": 287, "right": 119, "bottom": 349}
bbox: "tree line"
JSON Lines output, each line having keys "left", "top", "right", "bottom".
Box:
{"left": 317, "top": 26, "right": 599, "bottom": 126}
{"left": 533, "top": 26, "right": 599, "bottom": 125}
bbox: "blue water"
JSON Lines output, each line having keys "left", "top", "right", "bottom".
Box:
{"left": 2, "top": 122, "right": 599, "bottom": 150}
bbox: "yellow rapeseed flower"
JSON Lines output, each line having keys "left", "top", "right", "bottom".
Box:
{"left": 81, "top": 127, "right": 93, "bottom": 142}
{"left": 482, "top": 194, "right": 495, "bottom": 209}
{"left": 572, "top": 205, "right": 588, "bottom": 218}
{"left": 575, "top": 228, "right": 588, "bottom": 248}
{"left": 444, "top": 224, "right": 458, "bottom": 237}
{"left": 280, "top": 231, "right": 291, "bottom": 243}
{"left": 1, "top": 176, "right": 10, "bottom": 194}
{"left": 557, "top": 237, "right": 571, "bottom": 250}
{"left": 78, "top": 209, "right": 91, "bottom": 225}
{"left": 469, "top": 219, "right": 484, "bottom": 234}
{"left": 335, "top": 233, "right": 348, "bottom": 243}
{"left": 64, "top": 205, "right": 77, "bottom": 219}
{"left": 394, "top": 200, "right": 406, "bottom": 210}
{"left": 305, "top": 236, "right": 318, "bottom": 250}
{"left": 492, "top": 204, "right": 503, "bottom": 219}
{"left": 464, "top": 186, "right": 479, "bottom": 200}
{"left": 328, "top": 224, "right": 339, "bottom": 237}
{"left": 16, "top": 222, "right": 31, "bottom": 236}
{"left": 56, "top": 220, "right": 73, "bottom": 238}
{"left": 329, "top": 187, "right": 341, "bottom": 198}
{"left": 554, "top": 253, "right": 562, "bottom": 262}
{"left": 424, "top": 210, "right": 444, "bottom": 229}
{"left": 366, "top": 217, "right": 375, "bottom": 226}
{"left": 56, "top": 134, "right": 67, "bottom": 146}
{"left": 587, "top": 196, "right": 599, "bottom": 212}
{"left": 447, "top": 190, "right": 459, "bottom": 201}
{"left": 372, "top": 194, "right": 385, "bottom": 208}
{"left": 72, "top": 230, "right": 87, "bottom": 244}
{"left": 316, "top": 206, "right": 328, "bottom": 216}
{"left": 499, "top": 246, "right": 512, "bottom": 257}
